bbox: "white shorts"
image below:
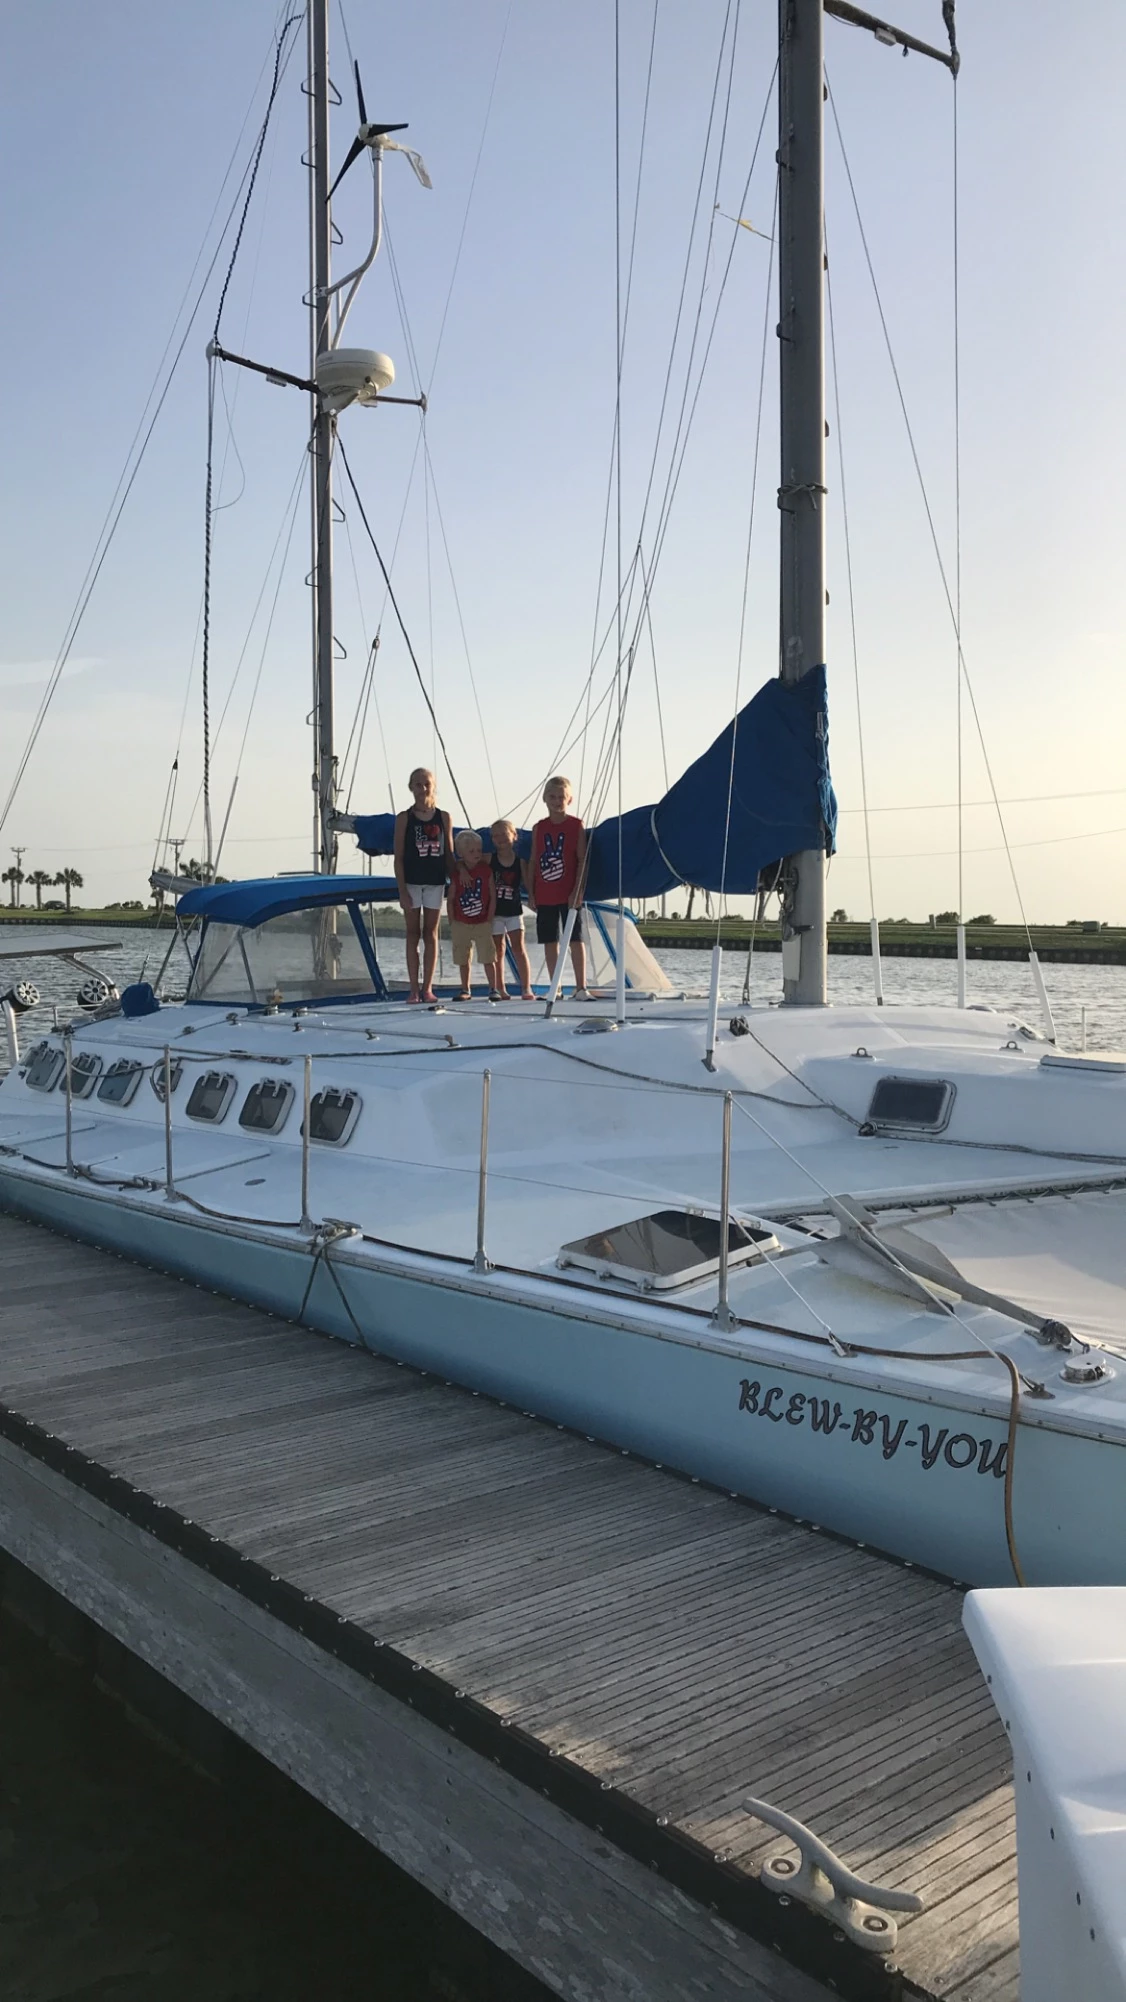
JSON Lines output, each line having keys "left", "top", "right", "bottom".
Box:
{"left": 404, "top": 883, "right": 444, "bottom": 913}
{"left": 491, "top": 914, "right": 524, "bottom": 936}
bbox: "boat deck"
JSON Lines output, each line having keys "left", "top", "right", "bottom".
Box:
{"left": 0, "top": 1213, "right": 1018, "bottom": 2001}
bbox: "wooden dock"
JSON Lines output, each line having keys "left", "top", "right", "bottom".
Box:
{"left": 0, "top": 1213, "right": 1018, "bottom": 2001}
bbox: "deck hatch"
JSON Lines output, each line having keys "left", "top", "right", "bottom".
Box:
{"left": 302, "top": 1086, "right": 361, "bottom": 1146}
{"left": 186, "top": 1071, "right": 236, "bottom": 1124}
{"left": 239, "top": 1078, "right": 295, "bottom": 1134}
{"left": 557, "top": 1210, "right": 778, "bottom": 1290}
{"left": 867, "top": 1075, "right": 953, "bottom": 1134}
{"left": 97, "top": 1059, "right": 143, "bottom": 1107}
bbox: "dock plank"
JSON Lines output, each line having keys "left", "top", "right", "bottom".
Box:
{"left": 0, "top": 1212, "right": 1016, "bottom": 2000}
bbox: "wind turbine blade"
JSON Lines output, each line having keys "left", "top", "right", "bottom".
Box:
{"left": 354, "top": 58, "right": 368, "bottom": 128}
{"left": 327, "top": 136, "right": 365, "bottom": 200}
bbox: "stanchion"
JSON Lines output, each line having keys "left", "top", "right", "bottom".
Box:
{"left": 300, "top": 1053, "right": 314, "bottom": 1232}
{"left": 474, "top": 1069, "right": 492, "bottom": 1273}
{"left": 870, "top": 918, "right": 884, "bottom": 1006}
{"left": 711, "top": 1091, "right": 735, "bottom": 1331}
{"left": 704, "top": 943, "right": 723, "bottom": 1071}
{"left": 63, "top": 1029, "right": 75, "bottom": 1179}
{"left": 162, "top": 1046, "right": 176, "bottom": 1200}
{"left": 544, "top": 908, "right": 578, "bottom": 1017}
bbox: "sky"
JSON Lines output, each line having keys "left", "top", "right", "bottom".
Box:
{"left": 1, "top": 1, "right": 1124, "bottom": 922}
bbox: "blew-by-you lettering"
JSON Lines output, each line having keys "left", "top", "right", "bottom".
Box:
{"left": 737, "top": 1379, "right": 1006, "bottom": 1478}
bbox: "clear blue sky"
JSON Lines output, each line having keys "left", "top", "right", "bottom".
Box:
{"left": 1, "top": 1, "right": 1123, "bottom": 922}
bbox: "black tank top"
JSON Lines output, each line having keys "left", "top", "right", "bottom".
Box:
{"left": 492, "top": 852, "right": 522, "bottom": 916}
{"left": 404, "top": 807, "right": 449, "bottom": 884}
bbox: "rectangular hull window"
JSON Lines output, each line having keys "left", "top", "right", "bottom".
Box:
{"left": 150, "top": 1057, "right": 183, "bottom": 1101}
{"left": 23, "top": 1043, "right": 64, "bottom": 1093}
{"left": 301, "top": 1087, "right": 361, "bottom": 1146}
{"left": 239, "top": 1079, "right": 295, "bottom": 1134}
{"left": 186, "top": 1071, "right": 237, "bottom": 1124}
{"left": 61, "top": 1052, "right": 102, "bottom": 1099}
{"left": 98, "top": 1060, "right": 143, "bottom": 1107}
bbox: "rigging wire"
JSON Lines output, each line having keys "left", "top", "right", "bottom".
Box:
{"left": 716, "top": 174, "right": 778, "bottom": 935}
{"left": 581, "top": 0, "right": 660, "bottom": 811}
{"left": 952, "top": 66, "right": 963, "bottom": 920}
{"left": 520, "top": 49, "right": 777, "bottom": 835}
{"left": 201, "top": 11, "right": 302, "bottom": 868}
{"left": 825, "top": 75, "right": 1035, "bottom": 948}
{"left": 336, "top": 436, "right": 471, "bottom": 820}
{"left": 0, "top": 23, "right": 299, "bottom": 844}
{"left": 614, "top": 0, "right": 625, "bottom": 916}
{"left": 335, "top": 0, "right": 511, "bottom": 816}
{"left": 825, "top": 224, "right": 878, "bottom": 942}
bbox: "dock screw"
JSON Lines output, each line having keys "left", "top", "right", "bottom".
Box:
{"left": 770, "top": 1856, "right": 795, "bottom": 1875}
{"left": 862, "top": 1915, "right": 888, "bottom": 1934}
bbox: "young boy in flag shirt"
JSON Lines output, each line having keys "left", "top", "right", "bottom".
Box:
{"left": 524, "top": 775, "right": 588, "bottom": 997}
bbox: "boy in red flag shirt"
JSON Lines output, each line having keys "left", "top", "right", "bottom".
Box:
{"left": 524, "top": 775, "right": 588, "bottom": 998}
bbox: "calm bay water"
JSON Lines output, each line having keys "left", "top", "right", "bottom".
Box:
{"left": 5, "top": 925, "right": 1126, "bottom": 1053}
{"left": 2, "top": 924, "right": 1124, "bottom": 1993}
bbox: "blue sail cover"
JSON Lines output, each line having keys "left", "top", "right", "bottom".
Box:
{"left": 355, "top": 669, "right": 835, "bottom": 897}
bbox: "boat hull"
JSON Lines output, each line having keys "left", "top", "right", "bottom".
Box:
{"left": 2, "top": 1165, "right": 1121, "bottom": 1591}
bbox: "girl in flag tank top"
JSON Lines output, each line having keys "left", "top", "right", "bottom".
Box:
{"left": 446, "top": 829, "right": 496, "bottom": 999}
{"left": 393, "top": 767, "right": 453, "bottom": 1003}
{"left": 489, "top": 818, "right": 534, "bottom": 999}
{"left": 525, "top": 775, "right": 588, "bottom": 997}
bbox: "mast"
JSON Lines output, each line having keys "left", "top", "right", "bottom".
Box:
{"left": 777, "top": 0, "right": 827, "bottom": 1004}
{"left": 308, "top": 0, "right": 336, "bottom": 874}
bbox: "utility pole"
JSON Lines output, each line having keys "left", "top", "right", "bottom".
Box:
{"left": 10, "top": 846, "right": 26, "bottom": 910}
{"left": 308, "top": 0, "right": 336, "bottom": 874}
{"left": 777, "top": 0, "right": 827, "bottom": 1005}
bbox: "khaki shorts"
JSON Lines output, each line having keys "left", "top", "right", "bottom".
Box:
{"left": 449, "top": 919, "right": 493, "bottom": 965}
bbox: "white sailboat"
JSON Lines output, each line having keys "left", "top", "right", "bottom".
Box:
{"left": 4, "top": 0, "right": 1126, "bottom": 1591}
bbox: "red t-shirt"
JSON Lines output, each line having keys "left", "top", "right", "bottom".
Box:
{"left": 531, "top": 814, "right": 583, "bottom": 906}
{"left": 450, "top": 866, "right": 491, "bottom": 924}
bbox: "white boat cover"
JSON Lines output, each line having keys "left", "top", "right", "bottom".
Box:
{"left": 964, "top": 1587, "right": 1126, "bottom": 2002}
{"left": 905, "top": 1189, "right": 1126, "bottom": 1352}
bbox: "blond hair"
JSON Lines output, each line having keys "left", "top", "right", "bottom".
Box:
{"left": 543, "top": 775, "right": 572, "bottom": 802}
{"left": 491, "top": 818, "right": 516, "bottom": 844}
{"left": 454, "top": 828, "right": 482, "bottom": 861}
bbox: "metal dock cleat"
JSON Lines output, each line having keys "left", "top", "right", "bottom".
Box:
{"left": 745, "top": 1794, "right": 922, "bottom": 1952}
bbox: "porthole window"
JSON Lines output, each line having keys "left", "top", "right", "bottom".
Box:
{"left": 302, "top": 1087, "right": 361, "bottom": 1147}
{"left": 23, "top": 1042, "right": 64, "bottom": 1093}
{"left": 150, "top": 1057, "right": 183, "bottom": 1101}
{"left": 239, "top": 1078, "right": 294, "bottom": 1134}
{"left": 185, "top": 1071, "right": 236, "bottom": 1124}
{"left": 867, "top": 1076, "right": 954, "bottom": 1134}
{"left": 63, "top": 1051, "right": 103, "bottom": 1100}
{"left": 97, "top": 1059, "right": 143, "bottom": 1107}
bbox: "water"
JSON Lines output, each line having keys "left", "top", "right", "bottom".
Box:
{"left": 5, "top": 926, "right": 1126, "bottom": 1056}
{"left": 0, "top": 1606, "right": 548, "bottom": 2001}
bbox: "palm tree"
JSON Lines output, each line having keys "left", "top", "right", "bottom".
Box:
{"left": 55, "top": 868, "right": 84, "bottom": 913}
{"left": 2, "top": 865, "right": 24, "bottom": 908}
{"left": 28, "top": 869, "right": 53, "bottom": 909}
